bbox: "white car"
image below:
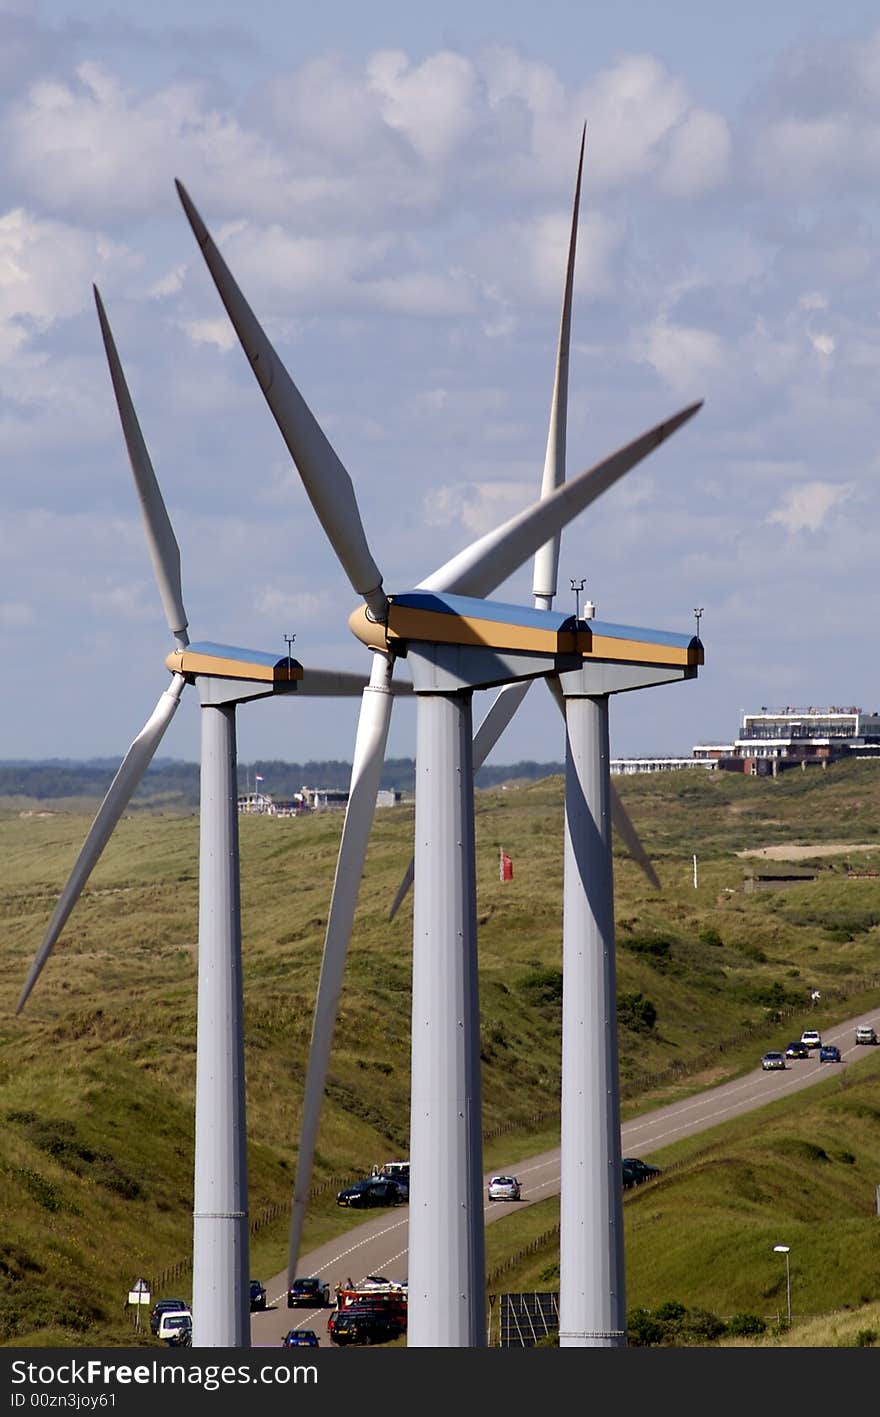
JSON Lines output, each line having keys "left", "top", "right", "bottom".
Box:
{"left": 855, "top": 1024, "right": 878, "bottom": 1045}
{"left": 800, "top": 1029, "right": 822, "bottom": 1049}
{"left": 157, "top": 1309, "right": 192, "bottom": 1344}
{"left": 487, "top": 1175, "right": 521, "bottom": 1202}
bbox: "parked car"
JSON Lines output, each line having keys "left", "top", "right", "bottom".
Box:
{"left": 157, "top": 1309, "right": 192, "bottom": 1345}
{"left": 487, "top": 1175, "right": 521, "bottom": 1202}
{"left": 855, "top": 1024, "right": 878, "bottom": 1046}
{"left": 819, "top": 1044, "right": 841, "bottom": 1063}
{"left": 249, "top": 1279, "right": 267, "bottom": 1311}
{"left": 800, "top": 1029, "right": 822, "bottom": 1049}
{"left": 761, "top": 1051, "right": 786, "bottom": 1071}
{"left": 784, "top": 1039, "right": 809, "bottom": 1059}
{"left": 287, "top": 1276, "right": 331, "bottom": 1308}
{"left": 336, "top": 1178, "right": 408, "bottom": 1208}
{"left": 149, "top": 1298, "right": 189, "bottom": 1336}
{"left": 282, "top": 1329, "right": 319, "bottom": 1347}
{"left": 622, "top": 1157, "right": 661, "bottom": 1188}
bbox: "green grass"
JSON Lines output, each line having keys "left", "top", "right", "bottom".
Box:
{"left": 3, "top": 759, "right": 880, "bottom": 1345}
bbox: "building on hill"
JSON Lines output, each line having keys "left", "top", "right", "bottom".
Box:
{"left": 693, "top": 705, "right": 880, "bottom": 775}
{"left": 610, "top": 757, "right": 716, "bottom": 775}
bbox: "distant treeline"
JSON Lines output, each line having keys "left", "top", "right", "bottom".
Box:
{"left": 0, "top": 757, "right": 565, "bottom": 808}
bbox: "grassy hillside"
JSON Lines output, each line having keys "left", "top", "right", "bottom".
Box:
{"left": 2, "top": 758, "right": 880, "bottom": 1345}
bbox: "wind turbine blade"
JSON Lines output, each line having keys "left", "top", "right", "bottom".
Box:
{"left": 296, "top": 667, "right": 412, "bottom": 697}
{"left": 287, "top": 653, "right": 394, "bottom": 1283}
{"left": 419, "top": 401, "right": 702, "bottom": 599}
{"left": 533, "top": 122, "right": 585, "bottom": 604}
{"left": 544, "top": 673, "right": 660, "bottom": 889}
{"left": 93, "top": 287, "right": 189, "bottom": 648}
{"left": 16, "top": 678, "right": 186, "bottom": 1014}
{"left": 175, "top": 180, "right": 387, "bottom": 622}
{"left": 387, "top": 678, "right": 532, "bottom": 922}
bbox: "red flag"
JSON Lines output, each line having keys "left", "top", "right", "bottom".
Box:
{"left": 500, "top": 849, "right": 513, "bottom": 882}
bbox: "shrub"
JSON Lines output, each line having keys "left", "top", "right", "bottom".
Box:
{"left": 727, "top": 1312, "right": 767, "bottom": 1337}
{"left": 617, "top": 992, "right": 657, "bottom": 1034}
{"left": 627, "top": 1307, "right": 664, "bottom": 1346}
{"left": 517, "top": 968, "right": 563, "bottom": 1007}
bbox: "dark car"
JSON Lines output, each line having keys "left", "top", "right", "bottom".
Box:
{"left": 249, "top": 1279, "right": 267, "bottom": 1311}
{"left": 622, "top": 1157, "right": 661, "bottom": 1188}
{"left": 336, "top": 1178, "right": 408, "bottom": 1208}
{"left": 784, "top": 1039, "right": 809, "bottom": 1059}
{"left": 282, "top": 1329, "right": 319, "bottom": 1347}
{"left": 287, "top": 1276, "right": 331, "bottom": 1308}
{"left": 819, "top": 1044, "right": 841, "bottom": 1063}
{"left": 329, "top": 1311, "right": 402, "bottom": 1346}
{"left": 149, "top": 1298, "right": 189, "bottom": 1336}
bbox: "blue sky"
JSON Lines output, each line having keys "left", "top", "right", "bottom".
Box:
{"left": 3, "top": 0, "right": 880, "bottom": 771}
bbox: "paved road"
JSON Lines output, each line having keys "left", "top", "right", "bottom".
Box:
{"left": 250, "top": 1004, "right": 880, "bottom": 1348}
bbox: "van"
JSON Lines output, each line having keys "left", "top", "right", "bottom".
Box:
{"left": 157, "top": 1309, "right": 192, "bottom": 1344}
{"left": 372, "top": 1160, "right": 409, "bottom": 1181}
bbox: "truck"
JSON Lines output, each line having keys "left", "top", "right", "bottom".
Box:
{"left": 327, "top": 1277, "right": 407, "bottom": 1344}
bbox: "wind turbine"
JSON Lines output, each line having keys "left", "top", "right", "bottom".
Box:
{"left": 387, "top": 124, "right": 659, "bottom": 927}
{"left": 178, "top": 132, "right": 655, "bottom": 1292}
{"left": 176, "top": 178, "right": 700, "bottom": 1344}
{"left": 15, "top": 287, "right": 409, "bottom": 1348}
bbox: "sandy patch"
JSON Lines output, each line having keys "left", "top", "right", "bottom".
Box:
{"left": 737, "top": 843, "right": 878, "bottom": 860}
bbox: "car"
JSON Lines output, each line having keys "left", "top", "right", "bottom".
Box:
{"left": 487, "top": 1175, "right": 521, "bottom": 1202}
{"left": 249, "top": 1279, "right": 267, "bottom": 1311}
{"left": 149, "top": 1298, "right": 189, "bottom": 1336}
{"left": 761, "top": 1051, "right": 786, "bottom": 1071}
{"left": 855, "top": 1024, "right": 878, "bottom": 1046}
{"left": 784, "top": 1039, "right": 809, "bottom": 1059}
{"left": 287, "top": 1276, "right": 331, "bottom": 1308}
{"left": 800, "top": 1029, "right": 822, "bottom": 1049}
{"left": 819, "top": 1044, "right": 841, "bottom": 1063}
{"left": 157, "top": 1309, "right": 192, "bottom": 1345}
{"left": 282, "top": 1329, "right": 319, "bottom": 1347}
{"left": 328, "top": 1310, "right": 403, "bottom": 1346}
{"left": 621, "top": 1157, "right": 661, "bottom": 1188}
{"left": 336, "top": 1178, "right": 408, "bottom": 1208}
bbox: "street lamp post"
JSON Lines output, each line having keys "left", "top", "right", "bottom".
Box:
{"left": 773, "top": 1244, "right": 791, "bottom": 1327}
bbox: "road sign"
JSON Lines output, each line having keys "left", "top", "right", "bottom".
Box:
{"left": 128, "top": 1278, "right": 151, "bottom": 1305}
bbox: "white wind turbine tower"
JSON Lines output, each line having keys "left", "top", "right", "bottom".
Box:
{"left": 15, "top": 288, "right": 408, "bottom": 1348}
{"left": 177, "top": 178, "right": 700, "bottom": 1345}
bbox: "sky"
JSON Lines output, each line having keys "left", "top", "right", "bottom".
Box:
{"left": 3, "top": 0, "right": 880, "bottom": 773}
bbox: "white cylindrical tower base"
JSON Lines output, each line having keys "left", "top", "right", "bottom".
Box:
{"left": 192, "top": 703, "right": 250, "bottom": 1348}
{"left": 408, "top": 690, "right": 486, "bottom": 1347}
{"left": 559, "top": 692, "right": 626, "bottom": 1348}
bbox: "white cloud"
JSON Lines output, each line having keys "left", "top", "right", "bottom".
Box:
{"left": 366, "top": 50, "right": 479, "bottom": 164}
{"left": 181, "top": 317, "right": 237, "bottom": 352}
{"left": 767, "top": 481, "right": 853, "bottom": 533}
{"left": 423, "top": 479, "right": 531, "bottom": 537}
{"left": 0, "top": 207, "right": 131, "bottom": 361}
{"left": 253, "top": 587, "right": 331, "bottom": 620}
{"left": 5, "top": 61, "right": 288, "bottom": 221}
{"left": 809, "top": 332, "right": 835, "bottom": 357}
{"left": 632, "top": 318, "right": 724, "bottom": 397}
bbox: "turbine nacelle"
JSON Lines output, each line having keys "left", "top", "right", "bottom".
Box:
{"left": 349, "top": 592, "right": 703, "bottom": 673}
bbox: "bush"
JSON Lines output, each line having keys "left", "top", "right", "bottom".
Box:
{"left": 627, "top": 1307, "right": 664, "bottom": 1346}
{"left": 698, "top": 927, "right": 723, "bottom": 947}
{"left": 617, "top": 992, "right": 657, "bottom": 1034}
{"left": 726, "top": 1312, "right": 767, "bottom": 1337}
